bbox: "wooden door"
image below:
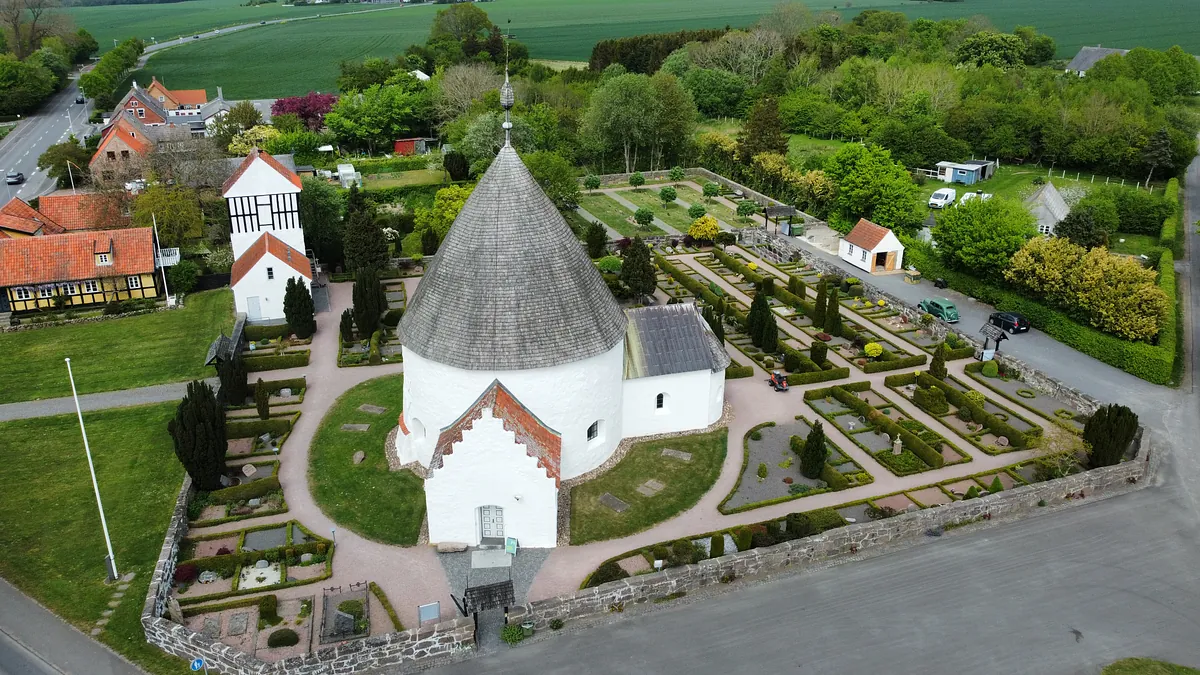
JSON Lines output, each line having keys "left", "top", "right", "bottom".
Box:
{"left": 884, "top": 251, "right": 897, "bottom": 271}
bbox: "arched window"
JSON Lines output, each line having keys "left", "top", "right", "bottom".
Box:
{"left": 656, "top": 393, "right": 665, "bottom": 409}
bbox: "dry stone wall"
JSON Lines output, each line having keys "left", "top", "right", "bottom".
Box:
{"left": 141, "top": 477, "right": 475, "bottom": 674}
{"left": 509, "top": 446, "right": 1159, "bottom": 630}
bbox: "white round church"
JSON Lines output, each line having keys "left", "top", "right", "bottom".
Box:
{"left": 390, "top": 100, "right": 727, "bottom": 548}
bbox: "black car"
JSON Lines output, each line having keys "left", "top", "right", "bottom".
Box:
{"left": 5, "top": 172, "right": 24, "bottom": 185}
{"left": 75, "top": 95, "right": 85, "bottom": 104}
{"left": 989, "top": 311, "right": 1029, "bottom": 334}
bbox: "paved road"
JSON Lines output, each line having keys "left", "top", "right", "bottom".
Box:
{"left": 0, "top": 577, "right": 142, "bottom": 675}
{"left": 0, "top": 378, "right": 217, "bottom": 422}
{"left": 0, "top": 80, "right": 92, "bottom": 203}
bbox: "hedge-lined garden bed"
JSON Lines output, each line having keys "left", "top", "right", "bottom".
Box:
{"left": 884, "top": 371, "right": 1042, "bottom": 454}
{"left": 245, "top": 350, "right": 311, "bottom": 372}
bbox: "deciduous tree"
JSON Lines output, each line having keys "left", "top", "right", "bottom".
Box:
{"left": 581, "top": 73, "right": 657, "bottom": 173}
{"left": 299, "top": 176, "right": 345, "bottom": 270}
{"left": 133, "top": 185, "right": 203, "bottom": 247}
{"left": 738, "top": 97, "right": 788, "bottom": 161}
{"left": 524, "top": 150, "right": 580, "bottom": 208}
{"left": 37, "top": 136, "right": 90, "bottom": 189}
{"left": 823, "top": 143, "right": 924, "bottom": 232}
{"left": 585, "top": 220, "right": 607, "bottom": 258}
{"left": 325, "top": 84, "right": 417, "bottom": 154}
{"left": 688, "top": 214, "right": 719, "bottom": 242}
{"left": 659, "top": 186, "right": 677, "bottom": 206}
{"left": 271, "top": 92, "right": 338, "bottom": 131}
{"left": 932, "top": 196, "right": 1036, "bottom": 278}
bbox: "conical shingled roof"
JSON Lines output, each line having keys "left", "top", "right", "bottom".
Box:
{"left": 398, "top": 146, "right": 627, "bottom": 371}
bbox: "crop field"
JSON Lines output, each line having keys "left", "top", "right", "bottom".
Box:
{"left": 92, "top": 0, "right": 1200, "bottom": 98}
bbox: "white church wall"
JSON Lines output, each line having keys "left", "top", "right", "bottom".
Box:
{"left": 708, "top": 368, "right": 725, "bottom": 423}
{"left": 424, "top": 411, "right": 558, "bottom": 548}
{"left": 401, "top": 341, "right": 625, "bottom": 480}
{"left": 621, "top": 370, "right": 716, "bottom": 438}
{"left": 233, "top": 257, "right": 307, "bottom": 322}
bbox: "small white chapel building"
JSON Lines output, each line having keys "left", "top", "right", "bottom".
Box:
{"left": 223, "top": 148, "right": 311, "bottom": 322}
{"left": 389, "top": 79, "right": 728, "bottom": 549}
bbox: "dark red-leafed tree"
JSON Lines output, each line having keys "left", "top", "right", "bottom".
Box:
{"left": 271, "top": 92, "right": 339, "bottom": 131}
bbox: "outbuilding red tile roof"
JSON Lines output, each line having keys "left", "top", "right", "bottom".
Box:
{"left": 843, "top": 218, "right": 892, "bottom": 251}
{"left": 230, "top": 232, "right": 312, "bottom": 286}
{"left": 222, "top": 148, "right": 304, "bottom": 195}
{"left": 37, "top": 193, "right": 131, "bottom": 231}
{"left": 0, "top": 227, "right": 155, "bottom": 286}
{"left": 0, "top": 197, "right": 63, "bottom": 235}
{"left": 430, "top": 380, "right": 562, "bottom": 487}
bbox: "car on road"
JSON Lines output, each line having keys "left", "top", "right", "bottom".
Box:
{"left": 6, "top": 172, "right": 24, "bottom": 185}
{"left": 75, "top": 95, "right": 85, "bottom": 104}
{"left": 192, "top": 35, "right": 200, "bottom": 39}
{"left": 260, "top": 20, "right": 266, "bottom": 24}
{"left": 918, "top": 297, "right": 959, "bottom": 323}
{"left": 959, "top": 191, "right": 992, "bottom": 205}
{"left": 989, "top": 311, "right": 1029, "bottom": 334}
{"left": 928, "top": 188, "right": 956, "bottom": 209}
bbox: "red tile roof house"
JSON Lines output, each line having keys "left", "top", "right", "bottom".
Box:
{"left": 0, "top": 227, "right": 160, "bottom": 315}
{"left": 838, "top": 218, "right": 905, "bottom": 275}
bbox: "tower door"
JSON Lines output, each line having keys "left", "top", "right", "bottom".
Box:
{"left": 246, "top": 296, "right": 261, "bottom": 321}
{"left": 479, "top": 505, "right": 504, "bottom": 546}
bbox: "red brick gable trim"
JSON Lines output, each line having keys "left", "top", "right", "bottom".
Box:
{"left": 429, "top": 380, "right": 562, "bottom": 487}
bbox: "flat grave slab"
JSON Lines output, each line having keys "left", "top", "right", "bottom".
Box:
{"left": 908, "top": 487, "right": 953, "bottom": 507}
{"left": 874, "top": 493, "right": 920, "bottom": 512}
{"left": 836, "top": 503, "right": 871, "bottom": 525}
{"left": 358, "top": 404, "right": 387, "bottom": 415}
{"left": 599, "top": 493, "right": 629, "bottom": 513}
{"left": 242, "top": 526, "right": 287, "bottom": 552}
{"left": 341, "top": 423, "right": 371, "bottom": 432}
{"left": 471, "top": 549, "right": 512, "bottom": 569}
{"left": 618, "top": 555, "right": 651, "bottom": 575}
{"left": 636, "top": 479, "right": 666, "bottom": 497}
{"left": 661, "top": 448, "right": 692, "bottom": 462}
{"left": 227, "top": 612, "right": 250, "bottom": 636}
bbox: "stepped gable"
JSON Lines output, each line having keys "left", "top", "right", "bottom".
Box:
{"left": 398, "top": 145, "right": 626, "bottom": 370}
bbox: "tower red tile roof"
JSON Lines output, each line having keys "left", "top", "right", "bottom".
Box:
{"left": 37, "top": 193, "right": 131, "bottom": 232}
{"left": 0, "top": 227, "right": 155, "bottom": 286}
{"left": 230, "top": 232, "right": 311, "bottom": 286}
{"left": 430, "top": 380, "right": 562, "bottom": 487}
{"left": 0, "top": 197, "right": 63, "bottom": 235}
{"left": 222, "top": 148, "right": 303, "bottom": 195}
{"left": 843, "top": 218, "right": 892, "bottom": 251}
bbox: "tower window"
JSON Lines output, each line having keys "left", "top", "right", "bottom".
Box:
{"left": 587, "top": 421, "right": 600, "bottom": 441}
{"left": 266, "top": 267, "right": 274, "bottom": 280}
{"left": 656, "top": 393, "right": 665, "bottom": 409}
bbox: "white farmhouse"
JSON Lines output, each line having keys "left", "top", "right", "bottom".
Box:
{"left": 839, "top": 218, "right": 904, "bottom": 275}
{"left": 390, "top": 79, "right": 727, "bottom": 549}
{"left": 223, "top": 148, "right": 310, "bottom": 322}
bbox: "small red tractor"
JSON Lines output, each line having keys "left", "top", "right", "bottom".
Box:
{"left": 766, "top": 371, "right": 789, "bottom": 392}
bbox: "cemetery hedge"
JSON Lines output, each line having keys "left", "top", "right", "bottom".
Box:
{"left": 226, "top": 414, "right": 296, "bottom": 439}
{"left": 245, "top": 350, "right": 312, "bottom": 372}
{"left": 244, "top": 324, "right": 292, "bottom": 341}
{"left": 805, "top": 384, "right": 945, "bottom": 470}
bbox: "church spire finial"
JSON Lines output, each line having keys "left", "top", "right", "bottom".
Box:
{"left": 500, "top": 26, "right": 514, "bottom": 147}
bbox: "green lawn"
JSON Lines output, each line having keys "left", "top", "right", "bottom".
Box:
{"left": 578, "top": 194, "right": 664, "bottom": 237}
{"left": 309, "top": 375, "right": 425, "bottom": 545}
{"left": 619, "top": 188, "right": 696, "bottom": 232}
{"left": 675, "top": 184, "right": 752, "bottom": 228}
{"left": 364, "top": 169, "right": 447, "bottom": 189}
{"left": 1103, "top": 659, "right": 1200, "bottom": 675}
{"left": 788, "top": 133, "right": 848, "bottom": 155}
{"left": 1109, "top": 233, "right": 1162, "bottom": 257}
{"left": 0, "top": 404, "right": 191, "bottom": 675}
{"left": 570, "top": 428, "right": 727, "bottom": 544}
{"left": 919, "top": 165, "right": 1154, "bottom": 213}
{"left": 0, "top": 288, "right": 233, "bottom": 404}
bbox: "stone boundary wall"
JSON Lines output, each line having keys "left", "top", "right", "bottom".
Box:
{"left": 2, "top": 304, "right": 179, "bottom": 333}
{"left": 141, "top": 476, "right": 475, "bottom": 674}
{"left": 509, "top": 444, "right": 1160, "bottom": 630}
{"left": 738, "top": 230, "right": 1102, "bottom": 415}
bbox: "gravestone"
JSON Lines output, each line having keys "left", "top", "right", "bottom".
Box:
{"left": 661, "top": 448, "right": 692, "bottom": 462}
{"left": 599, "top": 493, "right": 629, "bottom": 513}
{"left": 201, "top": 617, "right": 220, "bottom": 638}
{"left": 242, "top": 464, "right": 257, "bottom": 478}
{"left": 198, "top": 570, "right": 219, "bottom": 584}
{"left": 227, "top": 612, "right": 249, "bottom": 636}
{"left": 255, "top": 559, "right": 270, "bottom": 569}
{"left": 279, "top": 388, "right": 292, "bottom": 398}
{"left": 341, "top": 424, "right": 371, "bottom": 432}
{"left": 219, "top": 475, "right": 233, "bottom": 487}
{"left": 333, "top": 610, "right": 356, "bottom": 635}
{"left": 995, "top": 436, "right": 1009, "bottom": 447}
{"left": 892, "top": 435, "right": 903, "bottom": 456}
{"left": 300, "top": 553, "right": 314, "bottom": 564}
{"left": 358, "top": 404, "right": 387, "bottom": 415}
{"left": 637, "top": 479, "right": 666, "bottom": 497}
{"left": 248, "top": 498, "right": 262, "bottom": 507}
{"left": 259, "top": 433, "right": 272, "bottom": 445}
{"left": 166, "top": 597, "right": 184, "bottom": 624}
{"left": 352, "top": 451, "right": 366, "bottom": 465}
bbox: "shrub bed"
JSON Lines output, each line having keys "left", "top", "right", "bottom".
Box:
{"left": 725, "top": 364, "right": 754, "bottom": 379}
{"left": 207, "top": 476, "right": 282, "bottom": 504}
{"left": 914, "top": 372, "right": 1040, "bottom": 448}
{"left": 245, "top": 351, "right": 311, "bottom": 372}
{"left": 253, "top": 377, "right": 306, "bottom": 398}
{"left": 862, "top": 352, "right": 927, "bottom": 373}
{"left": 806, "top": 385, "right": 944, "bottom": 469}
{"left": 227, "top": 414, "right": 296, "bottom": 439}
{"left": 244, "top": 324, "right": 291, "bottom": 341}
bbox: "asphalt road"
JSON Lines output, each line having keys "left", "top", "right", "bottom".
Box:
{"left": 0, "top": 81, "right": 91, "bottom": 203}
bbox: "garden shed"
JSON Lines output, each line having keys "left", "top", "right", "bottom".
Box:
{"left": 839, "top": 218, "right": 904, "bottom": 275}
{"left": 935, "top": 160, "right": 996, "bottom": 185}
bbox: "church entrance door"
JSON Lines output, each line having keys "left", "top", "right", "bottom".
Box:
{"left": 479, "top": 505, "right": 505, "bottom": 547}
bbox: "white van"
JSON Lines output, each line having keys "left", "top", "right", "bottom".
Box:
{"left": 928, "top": 188, "right": 957, "bottom": 209}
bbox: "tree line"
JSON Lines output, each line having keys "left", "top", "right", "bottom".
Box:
{"left": 1, "top": 0, "right": 98, "bottom": 116}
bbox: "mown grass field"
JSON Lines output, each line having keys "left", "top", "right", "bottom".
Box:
{"left": 115, "top": 0, "right": 1200, "bottom": 98}
{"left": 0, "top": 404, "right": 191, "bottom": 674}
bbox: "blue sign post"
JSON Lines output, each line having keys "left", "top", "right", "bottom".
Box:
{"left": 190, "top": 657, "right": 207, "bottom": 673}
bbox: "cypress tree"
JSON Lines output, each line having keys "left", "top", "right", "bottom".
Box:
{"left": 255, "top": 377, "right": 270, "bottom": 420}
{"left": 703, "top": 304, "right": 725, "bottom": 344}
{"left": 929, "top": 343, "right": 948, "bottom": 379}
{"left": 352, "top": 268, "right": 383, "bottom": 337}
{"left": 585, "top": 220, "right": 608, "bottom": 259}
{"left": 810, "top": 341, "right": 828, "bottom": 366}
{"left": 342, "top": 208, "right": 388, "bottom": 274}
{"left": 282, "top": 278, "right": 317, "bottom": 339}
{"left": 421, "top": 228, "right": 440, "bottom": 255}
{"left": 216, "top": 353, "right": 247, "bottom": 406}
{"left": 788, "top": 275, "right": 806, "bottom": 298}
{"left": 737, "top": 97, "right": 789, "bottom": 161}
{"left": 812, "top": 281, "right": 827, "bottom": 327}
{"left": 823, "top": 286, "right": 841, "bottom": 335}
{"left": 800, "top": 421, "right": 828, "bottom": 479}
{"left": 339, "top": 309, "right": 355, "bottom": 343}
{"left": 620, "top": 236, "right": 657, "bottom": 299}
{"left": 747, "top": 292, "right": 771, "bottom": 347}
{"left": 168, "top": 380, "right": 227, "bottom": 491}
{"left": 759, "top": 313, "right": 778, "bottom": 353}
{"left": 1085, "top": 404, "right": 1139, "bottom": 468}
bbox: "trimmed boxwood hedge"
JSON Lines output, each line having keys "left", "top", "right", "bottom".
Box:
{"left": 656, "top": 254, "right": 749, "bottom": 328}
{"left": 725, "top": 364, "right": 754, "bottom": 379}
{"left": 807, "top": 385, "right": 944, "bottom": 469}
{"left": 245, "top": 351, "right": 311, "bottom": 372}
{"left": 207, "top": 476, "right": 281, "bottom": 504}
{"left": 903, "top": 245, "right": 1174, "bottom": 384}
{"left": 820, "top": 463, "right": 849, "bottom": 490}
{"left": 254, "top": 377, "right": 306, "bottom": 397}
{"left": 711, "top": 248, "right": 764, "bottom": 286}
{"left": 893, "top": 372, "right": 1042, "bottom": 450}
{"left": 244, "top": 324, "right": 291, "bottom": 341}
{"left": 227, "top": 414, "right": 295, "bottom": 439}
{"left": 1159, "top": 178, "right": 1180, "bottom": 253}
{"left": 862, "top": 352, "right": 927, "bottom": 373}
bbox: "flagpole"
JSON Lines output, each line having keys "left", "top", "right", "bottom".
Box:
{"left": 66, "top": 358, "right": 119, "bottom": 582}
{"left": 153, "top": 215, "right": 171, "bottom": 303}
